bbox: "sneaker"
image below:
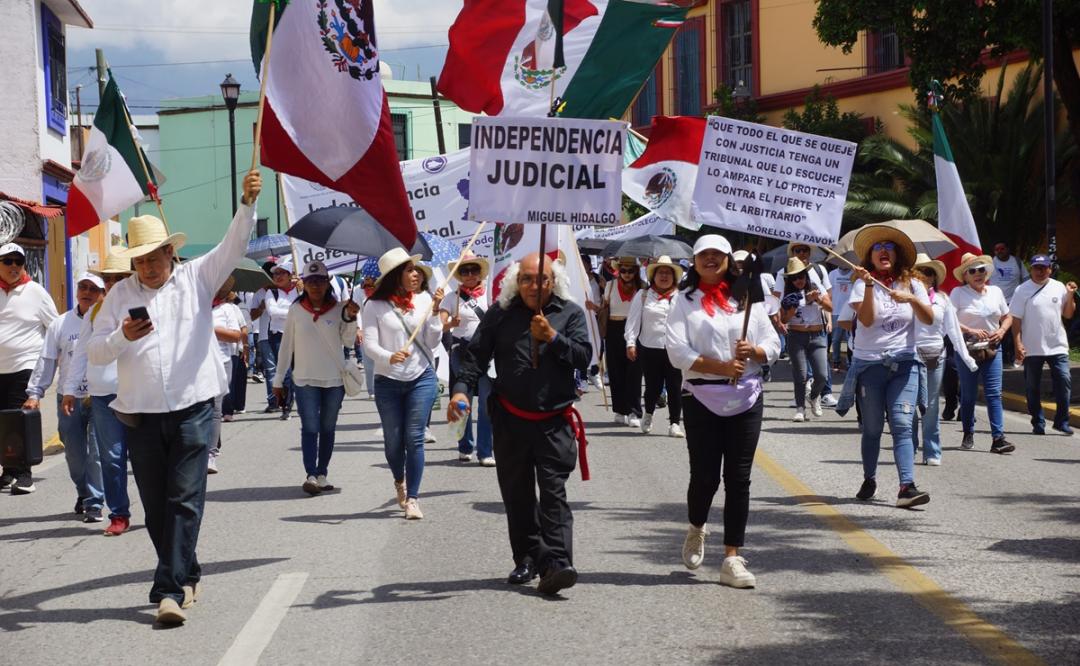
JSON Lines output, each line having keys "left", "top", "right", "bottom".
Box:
{"left": 1053, "top": 423, "right": 1074, "bottom": 436}
{"left": 394, "top": 480, "right": 407, "bottom": 508}
{"left": 681, "top": 524, "right": 707, "bottom": 570}
{"left": 424, "top": 428, "right": 437, "bottom": 443}
{"left": 640, "top": 413, "right": 653, "bottom": 434}
{"left": 235, "top": 409, "right": 246, "bottom": 414}
{"left": 718, "top": 555, "right": 756, "bottom": 589}
{"left": 614, "top": 414, "right": 627, "bottom": 425}
{"left": 628, "top": 415, "right": 642, "bottom": 428}
{"left": 811, "top": 396, "right": 823, "bottom": 417}
{"left": 990, "top": 437, "right": 1015, "bottom": 454}
{"left": 821, "top": 394, "right": 838, "bottom": 408}
{"left": 1012, "top": 361, "right": 1022, "bottom": 369}
{"left": 279, "top": 410, "right": 291, "bottom": 421}
{"left": 856, "top": 478, "right": 877, "bottom": 501}
{"left": 251, "top": 373, "right": 264, "bottom": 384}
{"left": 1033, "top": 426, "right": 1046, "bottom": 435}
{"left": 960, "top": 432, "right": 975, "bottom": 450}
{"left": 668, "top": 423, "right": 685, "bottom": 438}
{"left": 942, "top": 409, "right": 956, "bottom": 422}
{"left": 103, "top": 516, "right": 130, "bottom": 537}
{"left": 316, "top": 475, "right": 334, "bottom": 491}
{"left": 222, "top": 414, "right": 234, "bottom": 423}
{"left": 458, "top": 452, "right": 477, "bottom": 462}
{"left": 896, "top": 483, "right": 930, "bottom": 508}
{"left": 375, "top": 427, "right": 384, "bottom": 439}
{"left": 925, "top": 457, "right": 942, "bottom": 467}
{"left": 74, "top": 496, "right": 87, "bottom": 514}
{"left": 155, "top": 598, "right": 186, "bottom": 625}
{"left": 83, "top": 507, "right": 104, "bottom": 523}
{"left": 11, "top": 473, "right": 35, "bottom": 495}
{"left": 479, "top": 456, "right": 496, "bottom": 467}
{"left": 262, "top": 405, "right": 277, "bottom": 414}
{"left": 657, "top": 393, "right": 668, "bottom": 409}
{"left": 792, "top": 409, "right": 805, "bottom": 423}
{"left": 207, "top": 456, "right": 219, "bottom": 474}
{"left": 404, "top": 498, "right": 423, "bottom": 520}
{"left": 181, "top": 581, "right": 202, "bottom": 610}
{"left": 0, "top": 472, "right": 15, "bottom": 490}
{"left": 590, "top": 375, "right": 603, "bottom": 390}
{"left": 302, "top": 475, "right": 322, "bottom": 496}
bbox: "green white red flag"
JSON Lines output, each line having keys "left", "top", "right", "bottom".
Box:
{"left": 931, "top": 110, "right": 982, "bottom": 291}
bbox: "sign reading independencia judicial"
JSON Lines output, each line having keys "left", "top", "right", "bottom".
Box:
{"left": 468, "top": 116, "right": 625, "bottom": 226}
{"left": 691, "top": 116, "right": 855, "bottom": 246}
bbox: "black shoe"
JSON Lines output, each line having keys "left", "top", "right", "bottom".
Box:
{"left": 1033, "top": 426, "right": 1046, "bottom": 435}
{"left": 74, "top": 496, "right": 87, "bottom": 514}
{"left": 0, "top": 472, "right": 14, "bottom": 490}
{"left": 990, "top": 437, "right": 1015, "bottom": 454}
{"left": 942, "top": 409, "right": 955, "bottom": 422}
{"left": 960, "top": 432, "right": 975, "bottom": 450}
{"left": 657, "top": 394, "right": 668, "bottom": 408}
{"left": 507, "top": 561, "right": 538, "bottom": 585}
{"left": 1053, "top": 423, "right": 1074, "bottom": 436}
{"left": 83, "top": 507, "right": 104, "bottom": 523}
{"left": 855, "top": 478, "right": 877, "bottom": 501}
{"left": 897, "top": 484, "right": 930, "bottom": 508}
{"left": 262, "top": 405, "right": 277, "bottom": 414}
{"left": 536, "top": 565, "right": 578, "bottom": 596}
{"left": 11, "top": 473, "right": 35, "bottom": 495}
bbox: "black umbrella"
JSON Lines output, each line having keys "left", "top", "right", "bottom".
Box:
{"left": 601, "top": 235, "right": 692, "bottom": 260}
{"left": 286, "top": 206, "right": 430, "bottom": 259}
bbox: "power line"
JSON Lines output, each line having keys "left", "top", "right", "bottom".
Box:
{"left": 85, "top": 24, "right": 447, "bottom": 35}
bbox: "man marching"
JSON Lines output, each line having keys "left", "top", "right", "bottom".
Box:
{"left": 88, "top": 171, "right": 261, "bottom": 625}
{"left": 448, "top": 252, "right": 592, "bottom": 596}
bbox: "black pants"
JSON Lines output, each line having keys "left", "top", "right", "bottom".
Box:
{"left": 684, "top": 394, "right": 763, "bottom": 547}
{"left": 638, "top": 344, "right": 682, "bottom": 424}
{"left": 942, "top": 340, "right": 960, "bottom": 417}
{"left": 490, "top": 397, "right": 577, "bottom": 574}
{"left": 0, "top": 370, "right": 33, "bottom": 476}
{"left": 225, "top": 354, "right": 246, "bottom": 415}
{"left": 605, "top": 320, "right": 642, "bottom": 417}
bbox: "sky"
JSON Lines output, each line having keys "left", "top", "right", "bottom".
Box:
{"left": 67, "top": 0, "right": 459, "bottom": 114}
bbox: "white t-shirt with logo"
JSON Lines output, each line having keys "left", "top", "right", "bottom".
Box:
{"left": 991, "top": 256, "right": 1028, "bottom": 300}
{"left": 1009, "top": 278, "right": 1070, "bottom": 357}
{"left": 847, "top": 279, "right": 929, "bottom": 360}
{"left": 828, "top": 268, "right": 854, "bottom": 317}
{"left": 951, "top": 284, "right": 1009, "bottom": 333}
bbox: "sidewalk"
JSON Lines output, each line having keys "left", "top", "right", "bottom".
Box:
{"left": 999, "top": 361, "right": 1080, "bottom": 427}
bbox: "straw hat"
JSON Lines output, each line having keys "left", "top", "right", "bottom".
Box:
{"left": 448, "top": 251, "right": 489, "bottom": 280}
{"left": 784, "top": 257, "right": 810, "bottom": 277}
{"left": 415, "top": 262, "right": 434, "bottom": 284}
{"left": 113, "top": 215, "right": 186, "bottom": 259}
{"left": 852, "top": 224, "right": 916, "bottom": 268}
{"left": 91, "top": 245, "right": 133, "bottom": 276}
{"left": 616, "top": 256, "right": 639, "bottom": 267}
{"left": 786, "top": 242, "right": 813, "bottom": 257}
{"left": 374, "top": 247, "right": 423, "bottom": 288}
{"left": 646, "top": 255, "right": 684, "bottom": 283}
{"left": 913, "top": 253, "right": 946, "bottom": 286}
{"left": 952, "top": 252, "right": 994, "bottom": 282}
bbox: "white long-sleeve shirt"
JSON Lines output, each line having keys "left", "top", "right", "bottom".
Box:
{"left": 0, "top": 279, "right": 59, "bottom": 374}
{"left": 87, "top": 203, "right": 257, "bottom": 414}
{"left": 362, "top": 293, "right": 442, "bottom": 382}
{"left": 914, "top": 291, "right": 978, "bottom": 371}
{"left": 625, "top": 289, "right": 676, "bottom": 350}
{"left": 65, "top": 302, "right": 119, "bottom": 397}
{"left": 665, "top": 288, "right": 781, "bottom": 381}
{"left": 26, "top": 306, "right": 88, "bottom": 398}
{"left": 273, "top": 299, "right": 356, "bottom": 388}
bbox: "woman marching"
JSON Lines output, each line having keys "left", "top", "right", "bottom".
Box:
{"left": 779, "top": 256, "right": 833, "bottom": 422}
{"left": 363, "top": 248, "right": 444, "bottom": 520}
{"left": 666, "top": 235, "right": 780, "bottom": 588}
{"left": 911, "top": 254, "right": 978, "bottom": 465}
{"left": 949, "top": 253, "right": 1015, "bottom": 454}
{"left": 273, "top": 260, "right": 360, "bottom": 495}
{"left": 625, "top": 256, "right": 685, "bottom": 437}
{"left": 838, "top": 226, "right": 934, "bottom": 508}
{"left": 604, "top": 257, "right": 646, "bottom": 427}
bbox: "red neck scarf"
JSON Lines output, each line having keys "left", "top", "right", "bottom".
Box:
{"left": 299, "top": 296, "right": 337, "bottom": 322}
{"left": 653, "top": 286, "right": 675, "bottom": 302}
{"left": 212, "top": 297, "right": 226, "bottom": 308}
{"left": 871, "top": 270, "right": 895, "bottom": 288}
{"left": 459, "top": 284, "right": 485, "bottom": 300}
{"left": 616, "top": 279, "right": 637, "bottom": 302}
{"left": 390, "top": 291, "right": 414, "bottom": 312}
{"left": 0, "top": 273, "right": 31, "bottom": 294}
{"left": 698, "top": 280, "right": 736, "bottom": 316}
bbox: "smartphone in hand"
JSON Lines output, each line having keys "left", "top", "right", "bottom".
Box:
{"left": 128, "top": 306, "right": 150, "bottom": 322}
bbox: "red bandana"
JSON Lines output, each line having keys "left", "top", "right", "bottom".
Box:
{"left": 390, "top": 292, "right": 414, "bottom": 312}
{"left": 653, "top": 287, "right": 674, "bottom": 302}
{"left": 212, "top": 297, "right": 226, "bottom": 308}
{"left": 0, "top": 273, "right": 32, "bottom": 294}
{"left": 871, "top": 271, "right": 895, "bottom": 288}
{"left": 698, "top": 280, "right": 736, "bottom": 316}
{"left": 460, "top": 284, "right": 485, "bottom": 299}
{"left": 616, "top": 279, "right": 637, "bottom": 302}
{"left": 299, "top": 296, "right": 337, "bottom": 322}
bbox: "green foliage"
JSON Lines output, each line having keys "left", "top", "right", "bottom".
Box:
{"left": 622, "top": 195, "right": 648, "bottom": 221}
{"left": 711, "top": 84, "right": 765, "bottom": 124}
{"left": 781, "top": 86, "right": 875, "bottom": 144}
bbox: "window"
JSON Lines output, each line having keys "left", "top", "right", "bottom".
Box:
{"left": 721, "top": 0, "right": 753, "bottom": 95}
{"left": 41, "top": 5, "right": 67, "bottom": 134}
{"left": 867, "top": 27, "right": 904, "bottom": 75}
{"left": 391, "top": 113, "right": 409, "bottom": 160}
{"left": 673, "top": 17, "right": 705, "bottom": 116}
{"left": 631, "top": 67, "right": 661, "bottom": 128}
{"left": 458, "top": 122, "right": 471, "bottom": 148}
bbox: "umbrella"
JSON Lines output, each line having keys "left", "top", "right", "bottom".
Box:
{"left": 830, "top": 219, "right": 958, "bottom": 266}
{"left": 286, "top": 205, "right": 429, "bottom": 259}
{"left": 601, "top": 235, "right": 692, "bottom": 260}
{"left": 245, "top": 234, "right": 292, "bottom": 261}
{"left": 761, "top": 243, "right": 828, "bottom": 274}
{"left": 358, "top": 257, "right": 381, "bottom": 281}
{"left": 828, "top": 228, "right": 861, "bottom": 266}
{"left": 418, "top": 232, "right": 461, "bottom": 269}
{"left": 231, "top": 257, "right": 273, "bottom": 292}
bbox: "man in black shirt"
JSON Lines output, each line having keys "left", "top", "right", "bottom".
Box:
{"left": 449, "top": 252, "right": 592, "bottom": 596}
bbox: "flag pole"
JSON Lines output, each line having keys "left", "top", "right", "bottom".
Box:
{"left": 570, "top": 240, "right": 610, "bottom": 409}
{"left": 820, "top": 245, "right": 892, "bottom": 292}
{"left": 115, "top": 71, "right": 169, "bottom": 233}
{"left": 251, "top": 0, "right": 277, "bottom": 171}
{"left": 277, "top": 172, "right": 302, "bottom": 277}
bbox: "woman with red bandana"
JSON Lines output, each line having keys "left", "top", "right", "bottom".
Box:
{"left": 666, "top": 235, "right": 780, "bottom": 588}
{"left": 274, "top": 260, "right": 360, "bottom": 496}
{"left": 603, "top": 257, "right": 646, "bottom": 427}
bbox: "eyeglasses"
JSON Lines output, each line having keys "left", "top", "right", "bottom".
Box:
{"left": 872, "top": 242, "right": 897, "bottom": 252}
{"left": 618, "top": 267, "right": 638, "bottom": 275}
{"left": 457, "top": 265, "right": 481, "bottom": 276}
{"left": 793, "top": 246, "right": 811, "bottom": 254}
{"left": 966, "top": 266, "right": 988, "bottom": 275}
{"left": 517, "top": 275, "right": 551, "bottom": 287}
{"left": 1, "top": 256, "right": 25, "bottom": 266}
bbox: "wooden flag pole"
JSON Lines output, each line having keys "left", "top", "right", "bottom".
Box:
{"left": 820, "top": 245, "right": 892, "bottom": 292}
{"left": 532, "top": 224, "right": 549, "bottom": 368}
{"left": 251, "top": 0, "right": 277, "bottom": 171}
{"left": 276, "top": 173, "right": 302, "bottom": 277}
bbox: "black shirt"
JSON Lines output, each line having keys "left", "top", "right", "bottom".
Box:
{"left": 452, "top": 294, "right": 591, "bottom": 412}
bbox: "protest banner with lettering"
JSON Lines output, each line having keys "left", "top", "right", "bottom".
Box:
{"left": 690, "top": 117, "right": 855, "bottom": 246}
{"left": 575, "top": 211, "right": 673, "bottom": 241}
{"left": 469, "top": 116, "right": 625, "bottom": 226}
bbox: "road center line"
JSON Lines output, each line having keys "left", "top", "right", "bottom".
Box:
{"left": 755, "top": 450, "right": 1044, "bottom": 666}
{"left": 218, "top": 572, "right": 309, "bottom": 666}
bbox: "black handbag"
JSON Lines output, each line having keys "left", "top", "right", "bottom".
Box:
{"left": 0, "top": 409, "right": 44, "bottom": 467}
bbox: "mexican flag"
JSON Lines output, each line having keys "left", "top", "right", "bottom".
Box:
{"left": 438, "top": 0, "right": 686, "bottom": 119}
{"left": 932, "top": 111, "right": 982, "bottom": 291}
{"left": 250, "top": 0, "right": 416, "bottom": 248}
{"left": 67, "top": 74, "right": 158, "bottom": 237}
{"left": 622, "top": 116, "right": 706, "bottom": 230}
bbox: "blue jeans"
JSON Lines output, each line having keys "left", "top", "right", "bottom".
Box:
{"left": 958, "top": 352, "right": 1004, "bottom": 439}
{"left": 1023, "top": 354, "right": 1072, "bottom": 430}
{"left": 375, "top": 367, "right": 438, "bottom": 499}
{"left": 912, "top": 356, "right": 945, "bottom": 461}
{"left": 294, "top": 384, "right": 345, "bottom": 477}
{"left": 858, "top": 359, "right": 919, "bottom": 485}
{"left": 57, "top": 394, "right": 104, "bottom": 511}
{"left": 258, "top": 338, "right": 276, "bottom": 406}
{"left": 357, "top": 343, "right": 375, "bottom": 399}
{"left": 91, "top": 395, "right": 130, "bottom": 519}
{"left": 788, "top": 329, "right": 828, "bottom": 407}
{"left": 830, "top": 315, "right": 849, "bottom": 365}
{"left": 125, "top": 399, "right": 213, "bottom": 605}
{"left": 265, "top": 331, "right": 294, "bottom": 411}
{"left": 450, "top": 346, "right": 493, "bottom": 459}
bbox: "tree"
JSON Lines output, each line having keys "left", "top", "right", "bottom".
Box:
{"left": 781, "top": 85, "right": 875, "bottom": 144}
{"left": 711, "top": 83, "right": 765, "bottom": 124}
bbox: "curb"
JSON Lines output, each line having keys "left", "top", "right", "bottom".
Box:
{"left": 44, "top": 433, "right": 63, "bottom": 456}
{"left": 1000, "top": 390, "right": 1080, "bottom": 428}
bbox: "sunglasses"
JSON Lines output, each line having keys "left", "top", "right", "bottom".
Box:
{"left": 793, "top": 246, "right": 811, "bottom": 254}
{"left": 457, "top": 265, "right": 481, "bottom": 276}
{"left": 1, "top": 256, "right": 26, "bottom": 266}
{"left": 916, "top": 268, "right": 936, "bottom": 277}
{"left": 966, "top": 266, "right": 988, "bottom": 276}
{"left": 619, "top": 267, "right": 638, "bottom": 275}
{"left": 872, "top": 242, "right": 897, "bottom": 252}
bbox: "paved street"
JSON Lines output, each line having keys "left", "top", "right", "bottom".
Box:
{"left": 2, "top": 365, "right": 1078, "bottom": 665}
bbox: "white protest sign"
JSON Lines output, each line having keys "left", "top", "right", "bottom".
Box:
{"left": 469, "top": 116, "right": 625, "bottom": 226}
{"left": 575, "top": 211, "right": 674, "bottom": 241}
{"left": 691, "top": 117, "right": 855, "bottom": 246}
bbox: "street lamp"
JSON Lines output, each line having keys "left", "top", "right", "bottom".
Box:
{"left": 220, "top": 73, "right": 241, "bottom": 215}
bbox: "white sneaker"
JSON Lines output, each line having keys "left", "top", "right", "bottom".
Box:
{"left": 375, "top": 427, "right": 384, "bottom": 439}
{"left": 718, "top": 555, "right": 756, "bottom": 588}
{"left": 614, "top": 414, "right": 627, "bottom": 425}
{"left": 458, "top": 452, "right": 476, "bottom": 462}
{"left": 811, "top": 396, "right": 823, "bottom": 417}
{"left": 682, "top": 524, "right": 707, "bottom": 570}
{"left": 404, "top": 498, "right": 423, "bottom": 520}
{"left": 302, "top": 475, "right": 321, "bottom": 495}
{"left": 590, "top": 375, "right": 603, "bottom": 389}
{"left": 668, "top": 423, "right": 685, "bottom": 438}
{"left": 627, "top": 416, "right": 641, "bottom": 428}
{"left": 792, "top": 409, "right": 805, "bottom": 423}
{"left": 821, "top": 394, "right": 838, "bottom": 407}
{"left": 424, "top": 428, "right": 437, "bottom": 443}
{"left": 479, "top": 456, "right": 496, "bottom": 467}
{"left": 316, "top": 474, "right": 334, "bottom": 490}
{"left": 206, "top": 456, "right": 218, "bottom": 474}
{"left": 640, "top": 413, "right": 653, "bottom": 434}
{"left": 925, "top": 457, "right": 942, "bottom": 466}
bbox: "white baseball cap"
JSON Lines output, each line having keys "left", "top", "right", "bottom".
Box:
{"left": 302, "top": 260, "right": 329, "bottom": 280}
{"left": 732, "top": 250, "right": 750, "bottom": 262}
{"left": 0, "top": 242, "right": 26, "bottom": 257}
{"left": 692, "top": 234, "right": 732, "bottom": 256}
{"left": 271, "top": 261, "right": 293, "bottom": 275}
{"left": 75, "top": 272, "right": 105, "bottom": 290}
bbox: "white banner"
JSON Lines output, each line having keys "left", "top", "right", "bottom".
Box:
{"left": 469, "top": 116, "right": 625, "bottom": 226}
{"left": 691, "top": 117, "right": 855, "bottom": 246}
{"left": 279, "top": 175, "right": 380, "bottom": 275}
{"left": 575, "top": 212, "right": 674, "bottom": 241}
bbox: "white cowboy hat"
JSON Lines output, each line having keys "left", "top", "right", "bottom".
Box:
{"left": 646, "top": 255, "right": 684, "bottom": 283}
{"left": 374, "top": 247, "right": 423, "bottom": 288}
{"left": 913, "top": 253, "right": 947, "bottom": 286}
{"left": 91, "top": 245, "right": 133, "bottom": 276}
{"left": 953, "top": 252, "right": 994, "bottom": 282}
{"left": 784, "top": 257, "right": 810, "bottom": 277}
{"left": 448, "top": 252, "right": 490, "bottom": 280}
{"left": 113, "top": 215, "right": 186, "bottom": 259}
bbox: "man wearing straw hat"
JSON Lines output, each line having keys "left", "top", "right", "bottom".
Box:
{"left": 87, "top": 171, "right": 262, "bottom": 625}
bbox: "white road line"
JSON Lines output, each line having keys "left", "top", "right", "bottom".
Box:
{"left": 218, "top": 572, "right": 308, "bottom": 666}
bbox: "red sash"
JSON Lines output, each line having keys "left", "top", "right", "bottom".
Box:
{"left": 496, "top": 394, "right": 590, "bottom": 481}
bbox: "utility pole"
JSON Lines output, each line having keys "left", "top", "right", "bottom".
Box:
{"left": 1042, "top": 0, "right": 1057, "bottom": 267}
{"left": 429, "top": 76, "right": 446, "bottom": 154}
{"left": 95, "top": 48, "right": 107, "bottom": 97}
